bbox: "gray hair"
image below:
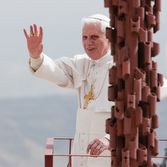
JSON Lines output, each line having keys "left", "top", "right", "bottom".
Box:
{"left": 81, "top": 14, "right": 110, "bottom": 33}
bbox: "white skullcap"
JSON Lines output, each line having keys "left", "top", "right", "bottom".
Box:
{"left": 87, "top": 14, "right": 110, "bottom": 24}
{"left": 81, "top": 14, "right": 110, "bottom": 32}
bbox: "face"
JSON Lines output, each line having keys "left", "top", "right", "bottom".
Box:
{"left": 82, "top": 23, "right": 110, "bottom": 60}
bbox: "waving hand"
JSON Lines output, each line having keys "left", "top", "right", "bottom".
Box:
{"left": 24, "top": 24, "right": 43, "bottom": 59}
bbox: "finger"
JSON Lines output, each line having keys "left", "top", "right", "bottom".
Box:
{"left": 87, "top": 141, "right": 94, "bottom": 153}
{"left": 89, "top": 141, "right": 100, "bottom": 155}
{"left": 33, "top": 24, "right": 38, "bottom": 36}
{"left": 87, "top": 143, "right": 92, "bottom": 153}
{"left": 87, "top": 139, "right": 98, "bottom": 153}
{"left": 90, "top": 142, "right": 101, "bottom": 155}
{"left": 40, "top": 44, "right": 43, "bottom": 52}
{"left": 96, "top": 146, "right": 106, "bottom": 156}
{"left": 23, "top": 29, "right": 29, "bottom": 39}
{"left": 30, "top": 25, "right": 34, "bottom": 36}
{"left": 39, "top": 26, "right": 43, "bottom": 42}
{"left": 90, "top": 143, "right": 102, "bottom": 156}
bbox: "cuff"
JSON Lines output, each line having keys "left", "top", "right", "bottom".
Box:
{"left": 29, "top": 53, "right": 44, "bottom": 71}
{"left": 104, "top": 134, "right": 110, "bottom": 141}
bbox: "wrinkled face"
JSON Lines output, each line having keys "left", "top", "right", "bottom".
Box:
{"left": 82, "top": 23, "right": 110, "bottom": 60}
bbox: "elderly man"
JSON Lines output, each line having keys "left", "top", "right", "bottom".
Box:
{"left": 24, "top": 14, "right": 167, "bottom": 167}
{"left": 24, "top": 14, "right": 112, "bottom": 167}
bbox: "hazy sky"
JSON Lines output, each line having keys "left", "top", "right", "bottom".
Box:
{"left": 0, "top": 0, "right": 167, "bottom": 99}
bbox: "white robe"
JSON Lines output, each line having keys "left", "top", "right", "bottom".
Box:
{"left": 29, "top": 52, "right": 167, "bottom": 167}
{"left": 30, "top": 52, "right": 113, "bottom": 167}
{"left": 30, "top": 52, "right": 114, "bottom": 111}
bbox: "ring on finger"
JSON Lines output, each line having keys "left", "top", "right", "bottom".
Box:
{"left": 30, "top": 33, "right": 34, "bottom": 36}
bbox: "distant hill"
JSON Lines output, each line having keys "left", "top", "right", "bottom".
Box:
{"left": 0, "top": 95, "right": 167, "bottom": 167}
{"left": 0, "top": 94, "right": 77, "bottom": 167}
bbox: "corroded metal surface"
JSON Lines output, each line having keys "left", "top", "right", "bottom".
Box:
{"left": 105, "top": 0, "right": 163, "bottom": 166}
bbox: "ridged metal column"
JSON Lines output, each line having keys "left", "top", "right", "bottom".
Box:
{"left": 105, "top": 0, "right": 163, "bottom": 166}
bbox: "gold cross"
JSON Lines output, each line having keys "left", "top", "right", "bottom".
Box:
{"left": 83, "top": 86, "right": 94, "bottom": 109}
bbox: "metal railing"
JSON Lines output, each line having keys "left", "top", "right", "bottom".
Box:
{"left": 44, "top": 137, "right": 167, "bottom": 167}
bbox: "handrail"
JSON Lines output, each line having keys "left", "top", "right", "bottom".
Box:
{"left": 53, "top": 153, "right": 111, "bottom": 157}
{"left": 44, "top": 137, "right": 167, "bottom": 167}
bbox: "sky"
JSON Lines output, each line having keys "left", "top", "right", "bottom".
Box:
{"left": 0, "top": 0, "right": 167, "bottom": 99}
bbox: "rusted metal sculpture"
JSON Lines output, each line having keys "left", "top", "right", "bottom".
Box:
{"left": 105, "top": 0, "right": 163, "bottom": 166}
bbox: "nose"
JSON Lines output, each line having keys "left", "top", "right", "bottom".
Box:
{"left": 86, "top": 37, "right": 94, "bottom": 45}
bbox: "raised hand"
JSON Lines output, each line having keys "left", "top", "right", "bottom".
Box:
{"left": 24, "top": 24, "right": 43, "bottom": 59}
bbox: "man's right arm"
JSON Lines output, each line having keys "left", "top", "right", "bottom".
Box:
{"left": 29, "top": 52, "right": 73, "bottom": 88}
{"left": 24, "top": 24, "right": 83, "bottom": 89}
{"left": 24, "top": 24, "right": 72, "bottom": 87}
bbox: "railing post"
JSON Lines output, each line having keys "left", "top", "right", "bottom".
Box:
{"left": 45, "top": 138, "right": 54, "bottom": 167}
{"left": 68, "top": 138, "right": 72, "bottom": 167}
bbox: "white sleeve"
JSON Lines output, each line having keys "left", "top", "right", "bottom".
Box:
{"left": 160, "top": 77, "right": 167, "bottom": 100}
{"left": 29, "top": 53, "right": 83, "bottom": 88}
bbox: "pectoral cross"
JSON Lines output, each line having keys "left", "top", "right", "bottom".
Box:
{"left": 83, "top": 86, "right": 94, "bottom": 109}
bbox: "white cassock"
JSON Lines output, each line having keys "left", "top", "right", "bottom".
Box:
{"left": 30, "top": 52, "right": 113, "bottom": 167}
{"left": 29, "top": 52, "right": 167, "bottom": 167}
